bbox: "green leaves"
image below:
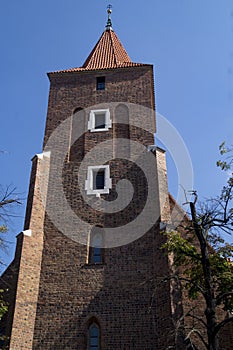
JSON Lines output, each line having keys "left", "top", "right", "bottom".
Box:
{"left": 161, "top": 143, "right": 233, "bottom": 348}
{"left": 163, "top": 229, "right": 233, "bottom": 309}
{"left": 163, "top": 231, "right": 200, "bottom": 266}
{"left": 0, "top": 226, "right": 7, "bottom": 234}
{"left": 217, "top": 142, "right": 233, "bottom": 171}
{"left": 0, "top": 290, "right": 7, "bottom": 321}
{"left": 219, "top": 142, "right": 228, "bottom": 155}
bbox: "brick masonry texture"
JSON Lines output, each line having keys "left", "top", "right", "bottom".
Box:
{"left": 1, "top": 57, "right": 233, "bottom": 350}
{"left": 2, "top": 64, "right": 178, "bottom": 349}
{"left": 30, "top": 65, "right": 177, "bottom": 349}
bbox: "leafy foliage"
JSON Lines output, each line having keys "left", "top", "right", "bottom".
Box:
{"left": 164, "top": 231, "right": 233, "bottom": 311}
{"left": 216, "top": 142, "right": 233, "bottom": 171}
{"left": 163, "top": 143, "right": 233, "bottom": 349}
{"left": 0, "top": 290, "right": 7, "bottom": 321}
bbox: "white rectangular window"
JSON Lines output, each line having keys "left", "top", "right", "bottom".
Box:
{"left": 88, "top": 109, "right": 111, "bottom": 132}
{"left": 85, "top": 165, "right": 112, "bottom": 196}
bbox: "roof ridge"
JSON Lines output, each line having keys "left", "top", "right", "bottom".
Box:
{"left": 49, "top": 25, "right": 150, "bottom": 75}
{"left": 82, "top": 31, "right": 104, "bottom": 69}
{"left": 81, "top": 28, "right": 132, "bottom": 70}
{"left": 109, "top": 30, "right": 118, "bottom": 66}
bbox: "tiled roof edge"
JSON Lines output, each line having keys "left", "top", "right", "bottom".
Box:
{"left": 48, "top": 63, "right": 153, "bottom": 75}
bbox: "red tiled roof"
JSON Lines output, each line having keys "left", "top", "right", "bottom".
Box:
{"left": 82, "top": 29, "right": 131, "bottom": 69}
{"left": 49, "top": 29, "right": 150, "bottom": 75}
{"left": 50, "top": 62, "right": 149, "bottom": 74}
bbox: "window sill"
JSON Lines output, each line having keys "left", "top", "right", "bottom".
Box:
{"left": 83, "top": 263, "right": 106, "bottom": 269}
{"left": 90, "top": 127, "right": 110, "bottom": 132}
{"left": 86, "top": 189, "right": 110, "bottom": 197}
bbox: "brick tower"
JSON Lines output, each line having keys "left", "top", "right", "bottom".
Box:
{"left": 1, "top": 8, "right": 183, "bottom": 350}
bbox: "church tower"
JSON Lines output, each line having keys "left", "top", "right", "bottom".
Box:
{"left": 2, "top": 7, "right": 181, "bottom": 349}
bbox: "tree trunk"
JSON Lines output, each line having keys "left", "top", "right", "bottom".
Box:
{"left": 190, "top": 202, "right": 219, "bottom": 350}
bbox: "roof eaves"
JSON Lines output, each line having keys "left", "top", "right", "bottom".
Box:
{"left": 48, "top": 63, "right": 153, "bottom": 76}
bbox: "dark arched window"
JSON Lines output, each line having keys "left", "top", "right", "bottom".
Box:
{"left": 68, "top": 107, "right": 85, "bottom": 162}
{"left": 88, "top": 322, "right": 100, "bottom": 350}
{"left": 88, "top": 227, "right": 104, "bottom": 264}
{"left": 114, "top": 104, "right": 130, "bottom": 158}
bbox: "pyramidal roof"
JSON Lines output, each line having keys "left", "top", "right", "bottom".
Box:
{"left": 82, "top": 29, "right": 132, "bottom": 70}
{"left": 49, "top": 8, "right": 148, "bottom": 75}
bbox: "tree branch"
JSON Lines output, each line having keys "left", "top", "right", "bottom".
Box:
{"left": 185, "top": 328, "right": 208, "bottom": 350}
{"left": 216, "top": 291, "right": 233, "bottom": 304}
{"left": 0, "top": 199, "right": 21, "bottom": 208}
{"left": 164, "top": 274, "right": 206, "bottom": 297}
{"left": 186, "top": 312, "right": 208, "bottom": 328}
{"left": 214, "top": 316, "right": 233, "bottom": 336}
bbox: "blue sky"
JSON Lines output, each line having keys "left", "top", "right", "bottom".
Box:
{"left": 0, "top": 1, "right": 233, "bottom": 268}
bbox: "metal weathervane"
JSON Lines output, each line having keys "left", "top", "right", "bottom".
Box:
{"left": 106, "top": 4, "right": 113, "bottom": 29}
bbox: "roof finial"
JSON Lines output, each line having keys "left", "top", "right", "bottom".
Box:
{"left": 106, "top": 4, "right": 113, "bottom": 30}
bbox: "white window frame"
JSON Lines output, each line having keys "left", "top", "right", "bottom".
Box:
{"left": 88, "top": 109, "right": 111, "bottom": 132}
{"left": 85, "top": 165, "right": 112, "bottom": 196}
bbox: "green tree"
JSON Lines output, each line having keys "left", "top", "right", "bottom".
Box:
{"left": 163, "top": 143, "right": 233, "bottom": 350}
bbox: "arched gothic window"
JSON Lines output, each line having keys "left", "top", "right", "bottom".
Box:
{"left": 114, "top": 104, "right": 130, "bottom": 158}
{"left": 88, "top": 322, "right": 100, "bottom": 350}
{"left": 88, "top": 227, "right": 104, "bottom": 264}
{"left": 68, "top": 107, "right": 85, "bottom": 162}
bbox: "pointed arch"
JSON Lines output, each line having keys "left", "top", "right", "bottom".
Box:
{"left": 68, "top": 107, "right": 85, "bottom": 162}
{"left": 88, "top": 226, "right": 104, "bottom": 264}
{"left": 114, "top": 104, "right": 130, "bottom": 158}
{"left": 87, "top": 317, "right": 101, "bottom": 350}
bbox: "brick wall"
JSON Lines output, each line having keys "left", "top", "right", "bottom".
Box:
{"left": 6, "top": 154, "right": 49, "bottom": 350}
{"left": 4, "top": 65, "right": 184, "bottom": 349}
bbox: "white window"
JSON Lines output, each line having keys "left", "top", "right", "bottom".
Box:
{"left": 85, "top": 165, "right": 112, "bottom": 196}
{"left": 88, "top": 109, "right": 111, "bottom": 132}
